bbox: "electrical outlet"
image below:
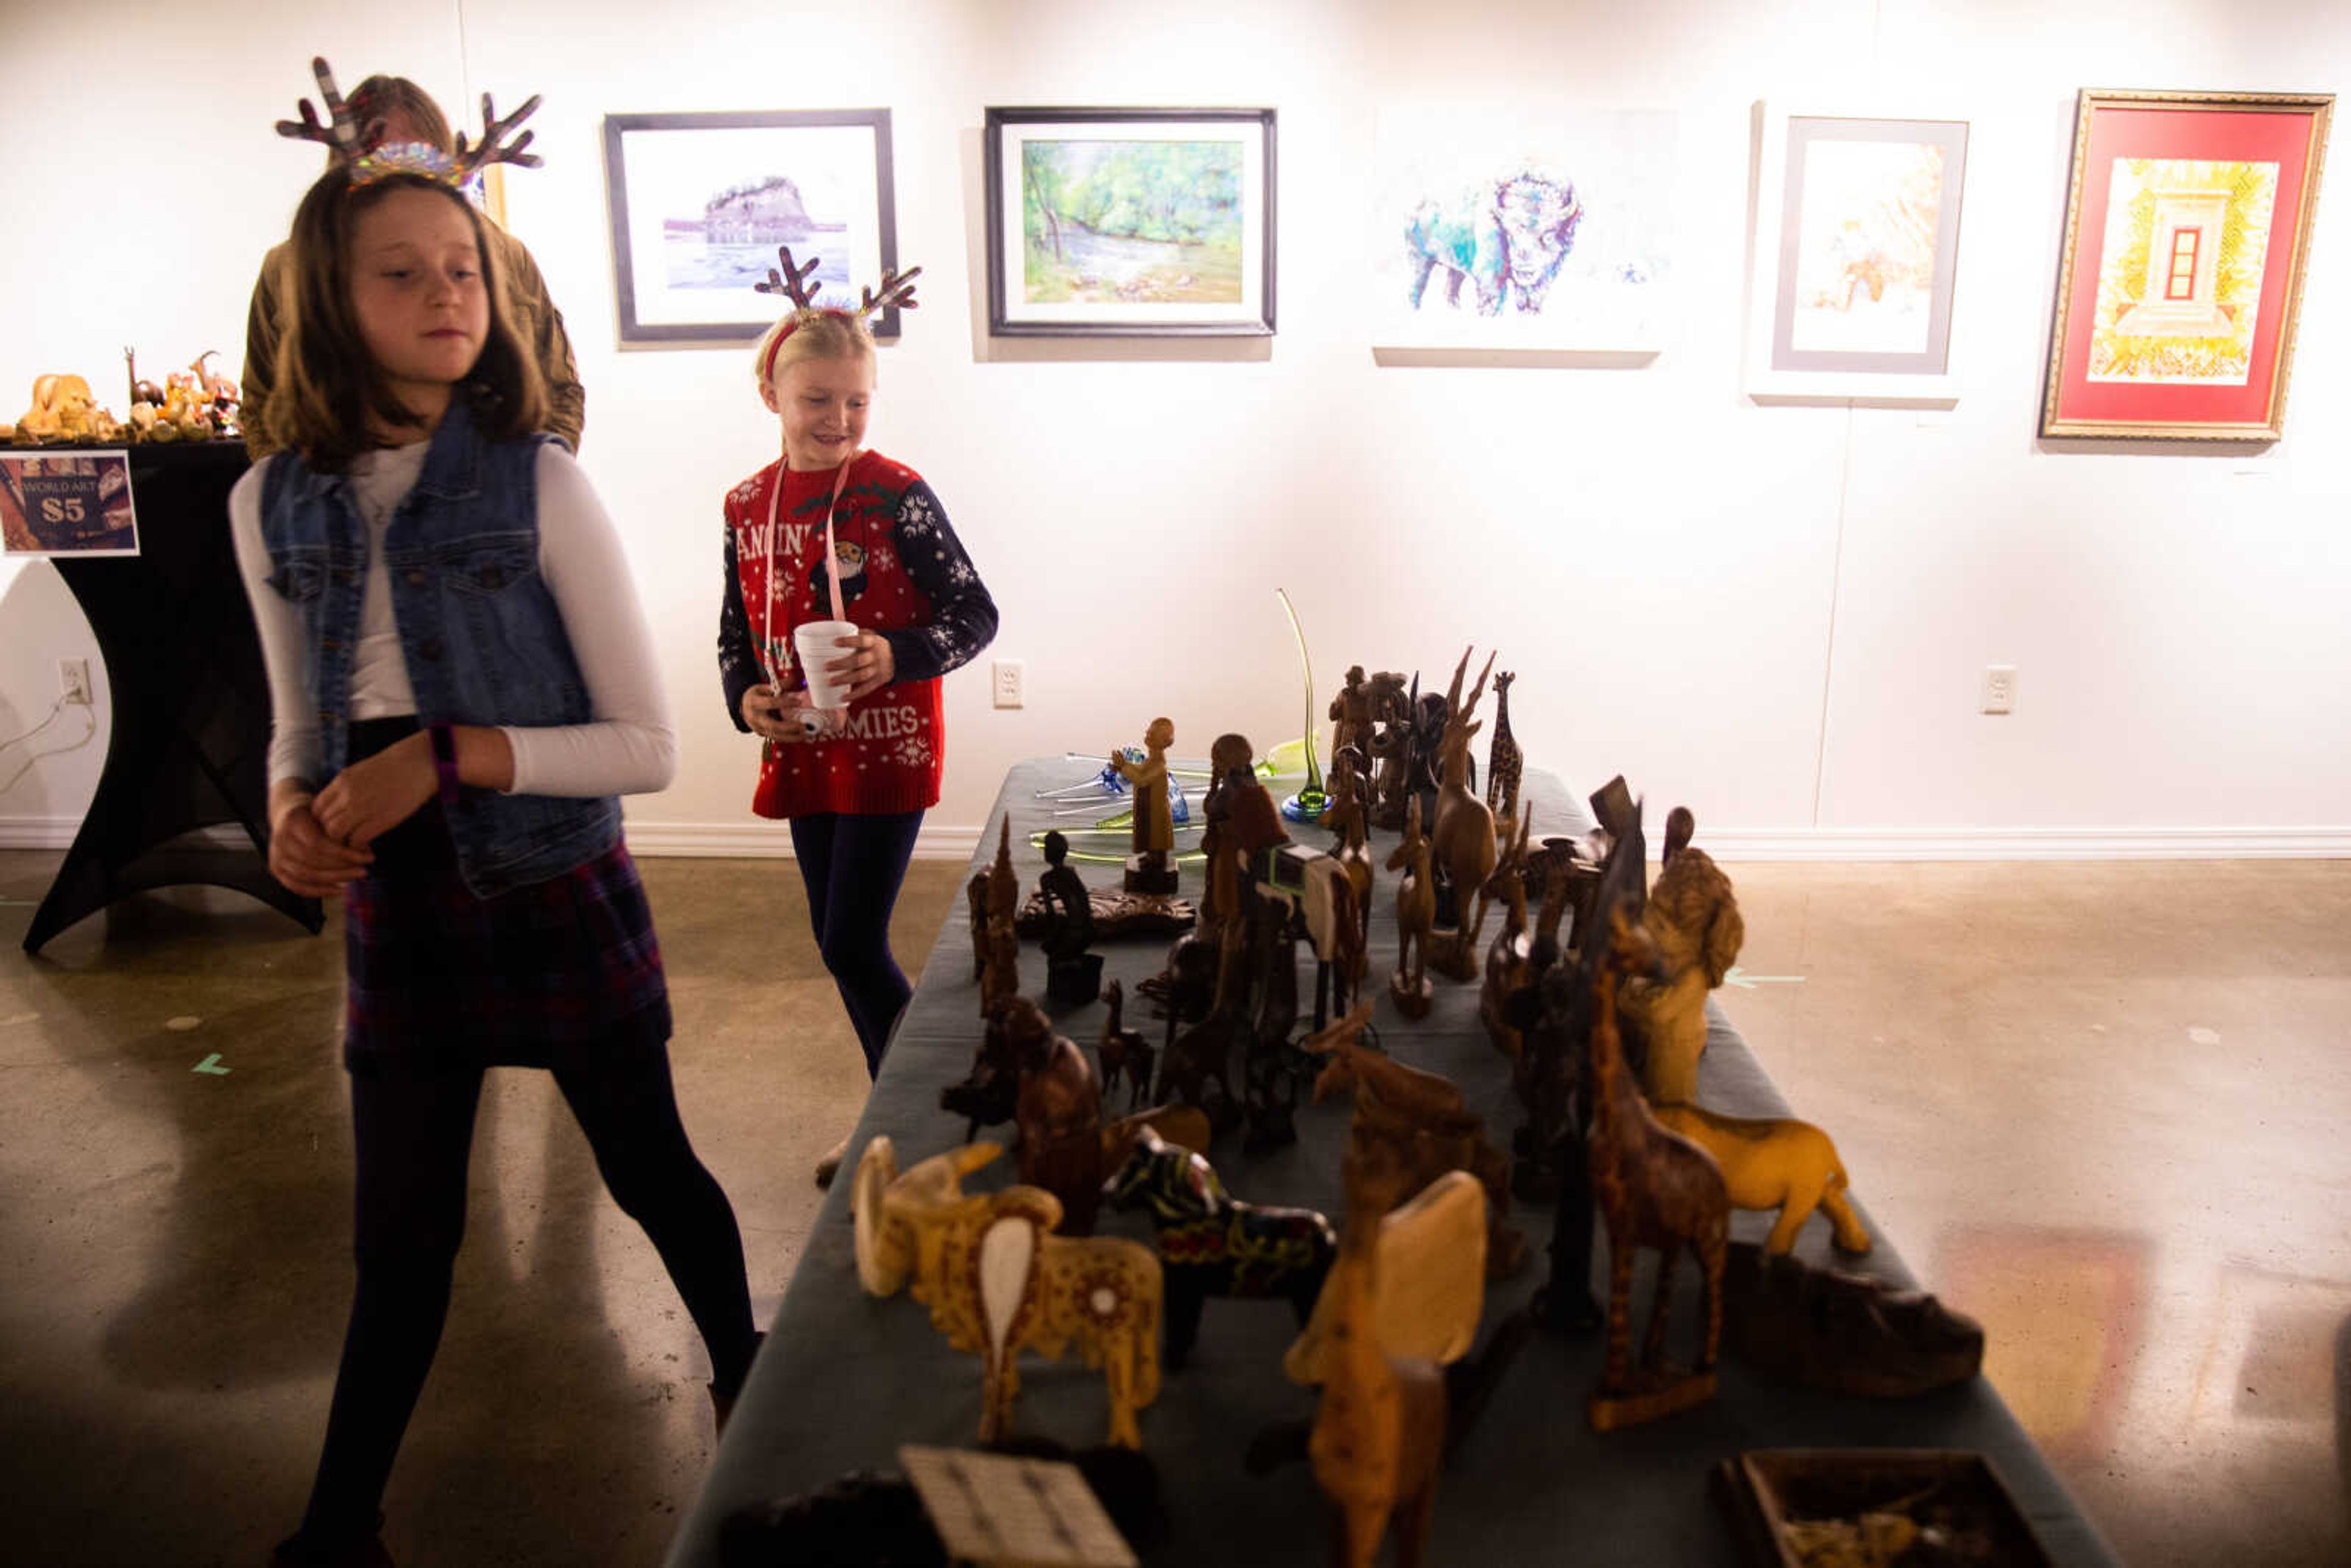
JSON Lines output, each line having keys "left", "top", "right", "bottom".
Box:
{"left": 1981, "top": 664, "right": 2017, "bottom": 715}
{"left": 991, "top": 659, "right": 1024, "bottom": 710}
{"left": 58, "top": 658, "right": 91, "bottom": 706}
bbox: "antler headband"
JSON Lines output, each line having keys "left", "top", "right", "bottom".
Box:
{"left": 755, "top": 244, "right": 923, "bottom": 383}
{"left": 277, "top": 56, "right": 542, "bottom": 189}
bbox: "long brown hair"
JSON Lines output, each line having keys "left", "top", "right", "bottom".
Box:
{"left": 264, "top": 168, "right": 547, "bottom": 470}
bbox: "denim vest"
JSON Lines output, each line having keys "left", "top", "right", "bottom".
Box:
{"left": 260, "top": 403, "right": 621, "bottom": 898}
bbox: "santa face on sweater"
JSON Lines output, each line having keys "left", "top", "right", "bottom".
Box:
{"left": 762, "top": 353, "right": 873, "bottom": 472}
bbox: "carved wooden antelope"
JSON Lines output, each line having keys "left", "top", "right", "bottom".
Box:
{"left": 853, "top": 1138, "right": 1162, "bottom": 1448}
{"left": 1096, "top": 979, "right": 1153, "bottom": 1111}
{"left": 1430, "top": 647, "right": 1499, "bottom": 966}
{"left": 1587, "top": 910, "right": 1730, "bottom": 1429}
{"left": 1478, "top": 806, "right": 1537, "bottom": 1063}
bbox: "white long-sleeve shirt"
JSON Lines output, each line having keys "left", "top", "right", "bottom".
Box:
{"left": 228, "top": 441, "right": 675, "bottom": 797}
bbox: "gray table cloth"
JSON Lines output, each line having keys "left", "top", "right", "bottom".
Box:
{"left": 667, "top": 760, "right": 2121, "bottom": 1567}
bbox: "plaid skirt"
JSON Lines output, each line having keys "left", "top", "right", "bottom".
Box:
{"left": 340, "top": 719, "right": 672, "bottom": 1076}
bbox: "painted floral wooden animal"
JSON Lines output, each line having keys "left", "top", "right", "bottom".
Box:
{"left": 1105, "top": 1127, "right": 1337, "bottom": 1368}
{"left": 1304, "top": 1138, "right": 1447, "bottom": 1568}
{"left": 852, "top": 1136, "right": 1163, "bottom": 1449}
{"left": 1649, "top": 1103, "right": 1871, "bottom": 1256}
{"left": 1620, "top": 806, "right": 1742, "bottom": 1105}
{"left": 1586, "top": 910, "right": 1730, "bottom": 1431}
{"left": 1305, "top": 1002, "right": 1526, "bottom": 1278}
{"left": 1428, "top": 648, "right": 1499, "bottom": 980}
{"left": 1386, "top": 797, "right": 1436, "bottom": 1019}
{"left": 1095, "top": 980, "right": 1154, "bottom": 1112}
{"left": 1483, "top": 669, "right": 1522, "bottom": 828}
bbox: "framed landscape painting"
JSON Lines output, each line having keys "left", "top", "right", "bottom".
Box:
{"left": 984, "top": 107, "right": 1275, "bottom": 336}
{"left": 603, "top": 109, "right": 902, "bottom": 343}
{"left": 1745, "top": 105, "right": 1970, "bottom": 402}
{"left": 1368, "top": 106, "right": 1679, "bottom": 353}
{"left": 2042, "top": 90, "right": 2333, "bottom": 440}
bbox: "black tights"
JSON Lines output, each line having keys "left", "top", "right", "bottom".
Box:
{"left": 298, "top": 1051, "right": 756, "bottom": 1543}
{"left": 788, "top": 809, "right": 924, "bottom": 1078}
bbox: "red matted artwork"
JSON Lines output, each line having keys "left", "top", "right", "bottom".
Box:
{"left": 2042, "top": 89, "right": 2333, "bottom": 440}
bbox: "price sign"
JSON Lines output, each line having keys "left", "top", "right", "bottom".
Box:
{"left": 0, "top": 450, "right": 139, "bottom": 557}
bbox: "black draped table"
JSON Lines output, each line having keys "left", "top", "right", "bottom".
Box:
{"left": 22, "top": 441, "right": 320, "bottom": 953}
{"left": 668, "top": 760, "right": 2120, "bottom": 1567}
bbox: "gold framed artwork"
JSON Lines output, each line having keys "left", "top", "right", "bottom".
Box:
{"left": 2041, "top": 89, "right": 2333, "bottom": 440}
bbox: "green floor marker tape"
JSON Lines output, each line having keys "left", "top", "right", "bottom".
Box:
{"left": 193, "top": 1053, "right": 230, "bottom": 1075}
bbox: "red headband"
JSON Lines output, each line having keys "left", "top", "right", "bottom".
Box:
{"left": 759, "top": 309, "right": 854, "bottom": 387}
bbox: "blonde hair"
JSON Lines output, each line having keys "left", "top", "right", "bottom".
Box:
{"left": 751, "top": 309, "right": 876, "bottom": 396}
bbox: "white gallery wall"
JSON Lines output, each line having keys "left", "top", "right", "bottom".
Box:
{"left": 1, "top": 0, "right": 2345, "bottom": 859}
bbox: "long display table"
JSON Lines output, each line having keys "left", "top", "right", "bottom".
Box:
{"left": 667, "top": 760, "right": 2120, "bottom": 1567}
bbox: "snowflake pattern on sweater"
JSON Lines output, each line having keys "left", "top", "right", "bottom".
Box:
{"left": 718, "top": 450, "right": 997, "bottom": 818}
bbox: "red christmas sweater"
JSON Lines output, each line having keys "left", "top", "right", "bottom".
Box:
{"left": 719, "top": 450, "right": 997, "bottom": 818}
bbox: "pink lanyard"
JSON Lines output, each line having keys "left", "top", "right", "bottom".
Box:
{"left": 757, "top": 451, "right": 857, "bottom": 689}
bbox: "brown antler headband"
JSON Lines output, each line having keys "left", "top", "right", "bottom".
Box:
{"left": 756, "top": 247, "right": 925, "bottom": 381}
{"left": 276, "top": 55, "right": 543, "bottom": 188}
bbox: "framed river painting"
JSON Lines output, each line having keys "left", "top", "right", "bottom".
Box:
{"left": 2042, "top": 90, "right": 2333, "bottom": 440}
{"left": 1745, "top": 104, "right": 1970, "bottom": 403}
{"left": 602, "top": 109, "right": 902, "bottom": 343}
{"left": 984, "top": 107, "right": 1276, "bottom": 336}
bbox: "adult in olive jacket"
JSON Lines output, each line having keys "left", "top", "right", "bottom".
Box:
{"left": 241, "top": 73, "right": 583, "bottom": 459}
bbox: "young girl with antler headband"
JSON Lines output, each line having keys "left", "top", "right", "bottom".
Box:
{"left": 230, "top": 61, "right": 758, "bottom": 1568}
{"left": 718, "top": 246, "right": 998, "bottom": 1183}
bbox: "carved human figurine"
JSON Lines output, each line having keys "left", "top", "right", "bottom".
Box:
{"left": 852, "top": 1138, "right": 1161, "bottom": 1448}
{"left": 1484, "top": 669, "right": 1523, "bottom": 828}
{"left": 1305, "top": 1138, "right": 1447, "bottom": 1568}
{"left": 1365, "top": 671, "right": 1412, "bottom": 831}
{"left": 1110, "top": 717, "right": 1179, "bottom": 895}
{"left": 1428, "top": 648, "right": 1498, "bottom": 978}
{"left": 1586, "top": 909, "right": 1730, "bottom": 1431}
{"left": 1318, "top": 743, "right": 1376, "bottom": 964}
{"left": 1327, "top": 664, "right": 1374, "bottom": 770}
{"left": 1621, "top": 806, "right": 1743, "bottom": 1105}
{"left": 1386, "top": 797, "right": 1436, "bottom": 1019}
{"left": 1197, "top": 730, "right": 1261, "bottom": 942}
{"left": 1009, "top": 996, "right": 1108, "bottom": 1235}
{"left": 1035, "top": 830, "right": 1101, "bottom": 1006}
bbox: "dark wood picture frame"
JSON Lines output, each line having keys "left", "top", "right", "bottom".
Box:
{"left": 984, "top": 106, "right": 1277, "bottom": 337}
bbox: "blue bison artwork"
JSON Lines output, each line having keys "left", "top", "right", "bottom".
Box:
{"left": 1405, "top": 171, "right": 1584, "bottom": 316}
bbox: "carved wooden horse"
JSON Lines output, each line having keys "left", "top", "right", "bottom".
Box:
{"left": 1305, "top": 1002, "right": 1525, "bottom": 1278}
{"left": 1305, "top": 1138, "right": 1447, "bottom": 1568}
{"left": 1586, "top": 911, "right": 1730, "bottom": 1430}
{"left": 1430, "top": 647, "right": 1498, "bottom": 973}
{"left": 852, "top": 1137, "right": 1163, "bottom": 1448}
{"left": 1386, "top": 796, "right": 1436, "bottom": 1017}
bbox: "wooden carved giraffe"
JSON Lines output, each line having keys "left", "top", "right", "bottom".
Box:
{"left": 1483, "top": 669, "right": 1522, "bottom": 829}
{"left": 1308, "top": 1138, "right": 1446, "bottom": 1568}
{"left": 1430, "top": 647, "right": 1498, "bottom": 971}
{"left": 1586, "top": 909, "right": 1730, "bottom": 1430}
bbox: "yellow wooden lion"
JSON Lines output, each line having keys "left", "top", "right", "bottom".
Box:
{"left": 1651, "top": 1103, "right": 1871, "bottom": 1257}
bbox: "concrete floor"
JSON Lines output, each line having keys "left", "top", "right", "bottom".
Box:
{"left": 1, "top": 850, "right": 2345, "bottom": 1566}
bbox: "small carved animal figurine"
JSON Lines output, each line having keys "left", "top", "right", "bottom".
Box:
{"left": 1649, "top": 1103, "right": 1870, "bottom": 1257}
{"left": 17, "top": 374, "right": 100, "bottom": 442}
{"left": 852, "top": 1137, "right": 1163, "bottom": 1449}
{"left": 1011, "top": 998, "right": 1106, "bottom": 1236}
{"left": 1428, "top": 647, "right": 1498, "bottom": 974}
{"left": 1106, "top": 1128, "right": 1337, "bottom": 1368}
{"left": 1721, "top": 1242, "right": 1982, "bottom": 1398}
{"left": 1619, "top": 807, "right": 1743, "bottom": 1106}
{"left": 1305, "top": 1138, "right": 1447, "bottom": 1568}
{"left": 1483, "top": 669, "right": 1523, "bottom": 827}
{"left": 1305, "top": 1003, "right": 1524, "bottom": 1279}
{"left": 1587, "top": 911, "right": 1730, "bottom": 1431}
{"left": 1285, "top": 1168, "right": 1487, "bottom": 1381}
{"left": 1386, "top": 797, "right": 1436, "bottom": 1018}
{"left": 1096, "top": 979, "right": 1153, "bottom": 1112}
